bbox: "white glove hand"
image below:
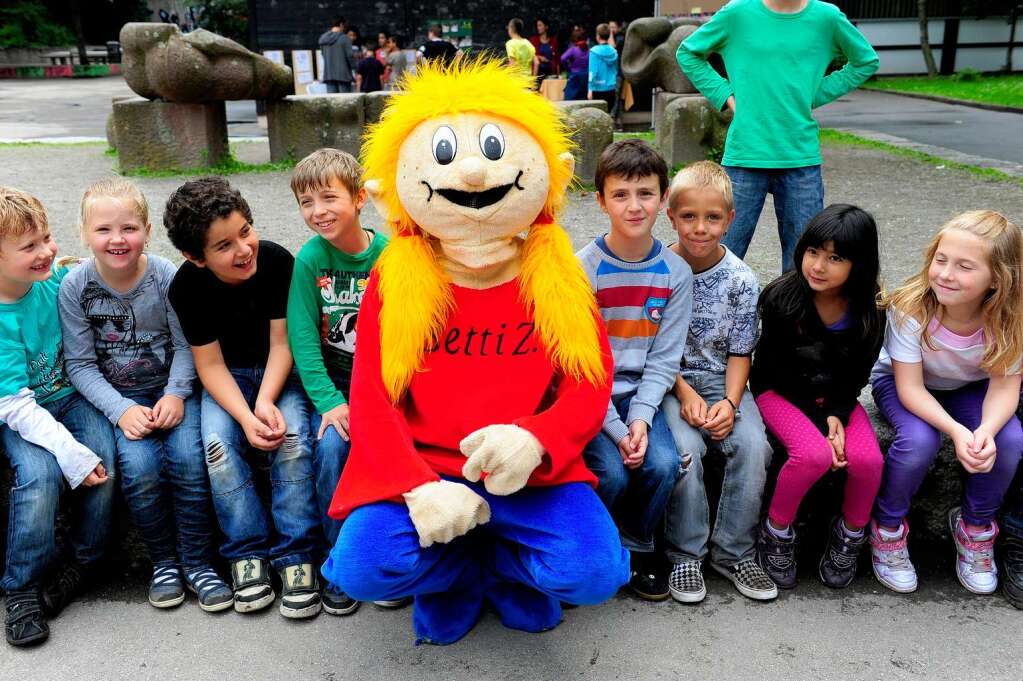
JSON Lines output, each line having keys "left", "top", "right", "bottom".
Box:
{"left": 460, "top": 424, "right": 544, "bottom": 496}
{"left": 402, "top": 480, "right": 491, "bottom": 548}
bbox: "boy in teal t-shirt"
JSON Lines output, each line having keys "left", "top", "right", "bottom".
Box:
{"left": 0, "top": 187, "right": 114, "bottom": 647}
{"left": 286, "top": 149, "right": 388, "bottom": 616}
{"left": 676, "top": 0, "right": 878, "bottom": 271}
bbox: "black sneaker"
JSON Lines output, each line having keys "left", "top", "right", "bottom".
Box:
{"left": 279, "top": 563, "right": 321, "bottom": 619}
{"left": 40, "top": 561, "right": 88, "bottom": 617}
{"left": 5, "top": 592, "right": 48, "bottom": 647}
{"left": 711, "top": 558, "right": 778, "bottom": 601}
{"left": 756, "top": 519, "right": 797, "bottom": 589}
{"left": 230, "top": 557, "right": 275, "bottom": 614}
{"left": 184, "top": 566, "right": 234, "bottom": 613}
{"left": 148, "top": 565, "right": 185, "bottom": 609}
{"left": 628, "top": 552, "right": 669, "bottom": 601}
{"left": 819, "top": 516, "right": 867, "bottom": 589}
{"left": 322, "top": 583, "right": 360, "bottom": 616}
{"left": 1003, "top": 531, "right": 1023, "bottom": 610}
{"left": 373, "top": 597, "right": 412, "bottom": 609}
{"left": 668, "top": 559, "right": 706, "bottom": 604}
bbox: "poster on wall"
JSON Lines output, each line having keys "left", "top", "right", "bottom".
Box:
{"left": 262, "top": 50, "right": 285, "bottom": 66}
{"left": 292, "top": 49, "right": 316, "bottom": 95}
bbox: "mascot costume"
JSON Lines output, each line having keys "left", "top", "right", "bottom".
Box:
{"left": 322, "top": 60, "right": 630, "bottom": 645}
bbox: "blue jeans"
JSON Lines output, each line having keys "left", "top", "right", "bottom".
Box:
{"left": 200, "top": 369, "right": 319, "bottom": 569}
{"left": 661, "top": 376, "right": 773, "bottom": 565}
{"left": 1, "top": 392, "right": 116, "bottom": 592}
{"left": 564, "top": 70, "right": 587, "bottom": 101}
{"left": 115, "top": 389, "right": 215, "bottom": 569}
{"left": 324, "top": 80, "right": 353, "bottom": 93}
{"left": 583, "top": 395, "right": 681, "bottom": 552}
{"left": 310, "top": 410, "right": 350, "bottom": 552}
{"left": 723, "top": 165, "right": 824, "bottom": 273}
{"left": 324, "top": 480, "right": 627, "bottom": 645}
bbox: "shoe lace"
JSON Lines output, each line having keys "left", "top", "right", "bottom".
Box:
{"left": 956, "top": 532, "right": 995, "bottom": 574}
{"left": 186, "top": 567, "right": 226, "bottom": 598}
{"left": 877, "top": 542, "right": 913, "bottom": 571}
{"left": 152, "top": 566, "right": 181, "bottom": 586}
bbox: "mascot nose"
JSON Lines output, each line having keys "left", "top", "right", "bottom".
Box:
{"left": 459, "top": 157, "right": 487, "bottom": 187}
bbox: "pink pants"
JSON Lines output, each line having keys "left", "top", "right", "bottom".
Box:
{"left": 756, "top": 391, "right": 883, "bottom": 528}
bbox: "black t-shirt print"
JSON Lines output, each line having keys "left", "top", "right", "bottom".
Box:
{"left": 168, "top": 240, "right": 294, "bottom": 369}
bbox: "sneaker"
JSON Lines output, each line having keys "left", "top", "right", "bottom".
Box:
{"left": 869, "top": 519, "right": 917, "bottom": 593}
{"left": 148, "top": 565, "right": 185, "bottom": 609}
{"left": 5, "top": 592, "right": 48, "bottom": 647}
{"left": 756, "top": 520, "right": 797, "bottom": 590}
{"left": 323, "top": 583, "right": 360, "bottom": 616}
{"left": 819, "top": 517, "right": 867, "bottom": 589}
{"left": 711, "top": 559, "right": 778, "bottom": 601}
{"left": 184, "top": 566, "right": 234, "bottom": 613}
{"left": 1002, "top": 530, "right": 1023, "bottom": 609}
{"left": 949, "top": 507, "right": 999, "bottom": 595}
{"left": 628, "top": 552, "right": 669, "bottom": 601}
{"left": 668, "top": 559, "right": 706, "bottom": 603}
{"left": 40, "top": 561, "right": 88, "bottom": 617}
{"left": 279, "top": 563, "right": 321, "bottom": 619}
{"left": 230, "top": 557, "right": 275, "bottom": 613}
{"left": 372, "top": 597, "right": 412, "bottom": 609}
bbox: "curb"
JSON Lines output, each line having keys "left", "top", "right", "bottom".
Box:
{"left": 861, "top": 86, "right": 1023, "bottom": 115}
{"left": 0, "top": 63, "right": 122, "bottom": 80}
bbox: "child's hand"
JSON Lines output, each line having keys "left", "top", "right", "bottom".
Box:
{"left": 118, "top": 404, "right": 154, "bottom": 440}
{"left": 616, "top": 435, "right": 637, "bottom": 466}
{"left": 151, "top": 395, "right": 185, "bottom": 430}
{"left": 81, "top": 463, "right": 108, "bottom": 487}
{"left": 253, "top": 398, "right": 286, "bottom": 439}
{"left": 318, "top": 404, "right": 351, "bottom": 442}
{"left": 623, "top": 420, "right": 648, "bottom": 469}
{"left": 242, "top": 414, "right": 285, "bottom": 452}
{"left": 970, "top": 426, "right": 998, "bottom": 470}
{"left": 704, "top": 400, "right": 735, "bottom": 441}
{"left": 680, "top": 394, "right": 709, "bottom": 428}
{"left": 826, "top": 416, "right": 847, "bottom": 471}
{"left": 726, "top": 95, "right": 736, "bottom": 113}
{"left": 951, "top": 424, "right": 989, "bottom": 473}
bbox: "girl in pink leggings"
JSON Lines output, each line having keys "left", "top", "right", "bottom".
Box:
{"left": 750, "top": 205, "right": 886, "bottom": 590}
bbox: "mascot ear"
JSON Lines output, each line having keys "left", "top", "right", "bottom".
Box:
{"left": 364, "top": 179, "right": 389, "bottom": 220}
{"left": 556, "top": 152, "right": 576, "bottom": 193}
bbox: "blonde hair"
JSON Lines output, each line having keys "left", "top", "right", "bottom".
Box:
{"left": 362, "top": 58, "right": 605, "bottom": 401}
{"left": 0, "top": 185, "right": 48, "bottom": 241}
{"left": 79, "top": 177, "right": 150, "bottom": 235}
{"left": 290, "top": 148, "right": 363, "bottom": 200}
{"left": 884, "top": 210, "right": 1023, "bottom": 374}
{"left": 667, "top": 160, "right": 733, "bottom": 213}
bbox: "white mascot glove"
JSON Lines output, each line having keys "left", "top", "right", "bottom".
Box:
{"left": 402, "top": 480, "right": 491, "bottom": 548}
{"left": 460, "top": 424, "right": 544, "bottom": 496}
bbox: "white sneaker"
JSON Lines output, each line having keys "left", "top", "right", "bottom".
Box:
{"left": 949, "top": 507, "right": 999, "bottom": 595}
{"left": 668, "top": 559, "right": 706, "bottom": 603}
{"left": 869, "top": 520, "right": 918, "bottom": 593}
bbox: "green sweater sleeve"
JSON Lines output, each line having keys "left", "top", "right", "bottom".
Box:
{"left": 812, "top": 10, "right": 879, "bottom": 109}
{"left": 676, "top": 7, "right": 733, "bottom": 111}
{"left": 287, "top": 257, "right": 347, "bottom": 414}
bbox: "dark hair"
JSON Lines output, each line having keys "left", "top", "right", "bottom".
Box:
{"left": 759, "top": 203, "right": 883, "bottom": 343}
{"left": 164, "top": 176, "right": 253, "bottom": 258}
{"left": 594, "top": 139, "right": 669, "bottom": 195}
{"left": 332, "top": 16, "right": 346, "bottom": 28}
{"left": 390, "top": 34, "right": 404, "bottom": 48}
{"left": 570, "top": 26, "right": 587, "bottom": 44}
{"left": 535, "top": 17, "right": 550, "bottom": 32}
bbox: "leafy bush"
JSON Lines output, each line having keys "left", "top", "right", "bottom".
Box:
{"left": 195, "top": 0, "right": 249, "bottom": 45}
{"left": 0, "top": 1, "right": 74, "bottom": 49}
{"left": 953, "top": 68, "right": 982, "bottom": 82}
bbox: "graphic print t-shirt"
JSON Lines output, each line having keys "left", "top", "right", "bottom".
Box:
{"left": 287, "top": 230, "right": 388, "bottom": 414}
{"left": 169, "top": 240, "right": 293, "bottom": 369}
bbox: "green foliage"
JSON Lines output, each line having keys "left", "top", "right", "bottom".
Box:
{"left": 0, "top": 1, "right": 74, "bottom": 49}
{"left": 195, "top": 0, "right": 249, "bottom": 45}
{"left": 952, "top": 68, "right": 982, "bottom": 83}
{"left": 863, "top": 74, "right": 1023, "bottom": 109}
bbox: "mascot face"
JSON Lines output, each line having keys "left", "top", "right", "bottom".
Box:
{"left": 395, "top": 113, "right": 551, "bottom": 251}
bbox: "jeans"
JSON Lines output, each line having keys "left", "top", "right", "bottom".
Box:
{"left": 324, "top": 80, "right": 353, "bottom": 94}
{"left": 564, "top": 71, "right": 587, "bottom": 101}
{"left": 1, "top": 392, "right": 116, "bottom": 592}
{"left": 324, "top": 480, "right": 627, "bottom": 644}
{"left": 662, "top": 377, "right": 773, "bottom": 565}
{"left": 872, "top": 375, "right": 1023, "bottom": 527}
{"left": 723, "top": 165, "right": 824, "bottom": 273}
{"left": 114, "top": 389, "right": 215, "bottom": 569}
{"left": 200, "top": 369, "right": 319, "bottom": 570}
{"left": 310, "top": 410, "right": 350, "bottom": 553}
{"left": 583, "top": 395, "right": 681, "bottom": 552}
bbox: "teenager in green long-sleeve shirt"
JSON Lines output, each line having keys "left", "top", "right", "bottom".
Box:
{"left": 676, "top": 0, "right": 878, "bottom": 271}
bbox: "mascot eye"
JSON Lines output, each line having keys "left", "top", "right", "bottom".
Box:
{"left": 479, "top": 124, "right": 505, "bottom": 161}
{"left": 432, "top": 126, "right": 457, "bottom": 165}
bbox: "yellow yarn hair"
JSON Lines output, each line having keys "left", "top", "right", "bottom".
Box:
{"left": 366, "top": 59, "right": 606, "bottom": 401}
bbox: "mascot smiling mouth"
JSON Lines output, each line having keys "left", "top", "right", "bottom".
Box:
{"left": 422, "top": 171, "right": 526, "bottom": 210}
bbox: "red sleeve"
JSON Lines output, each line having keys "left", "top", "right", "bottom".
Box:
{"left": 513, "top": 316, "right": 613, "bottom": 481}
{"left": 327, "top": 273, "right": 439, "bottom": 519}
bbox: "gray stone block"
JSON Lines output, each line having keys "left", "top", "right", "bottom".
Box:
{"left": 111, "top": 97, "right": 228, "bottom": 172}
{"left": 363, "top": 90, "right": 393, "bottom": 125}
{"left": 266, "top": 94, "right": 367, "bottom": 163}
{"left": 555, "top": 100, "right": 608, "bottom": 114}
{"left": 621, "top": 17, "right": 703, "bottom": 93}
{"left": 106, "top": 95, "right": 137, "bottom": 151}
{"left": 654, "top": 92, "right": 729, "bottom": 168}
{"left": 559, "top": 106, "right": 613, "bottom": 186}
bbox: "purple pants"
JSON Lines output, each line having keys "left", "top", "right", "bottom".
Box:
{"left": 872, "top": 374, "right": 1023, "bottom": 527}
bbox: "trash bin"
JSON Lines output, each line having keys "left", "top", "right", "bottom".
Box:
{"left": 106, "top": 41, "right": 122, "bottom": 64}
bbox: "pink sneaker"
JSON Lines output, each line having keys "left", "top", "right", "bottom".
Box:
{"left": 869, "top": 519, "right": 917, "bottom": 593}
{"left": 949, "top": 507, "right": 999, "bottom": 594}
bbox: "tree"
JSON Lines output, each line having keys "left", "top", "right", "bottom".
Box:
{"left": 918, "top": 0, "right": 938, "bottom": 77}
{"left": 1007, "top": 3, "right": 1021, "bottom": 72}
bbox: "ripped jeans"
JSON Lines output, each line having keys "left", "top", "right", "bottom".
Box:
{"left": 200, "top": 369, "right": 319, "bottom": 570}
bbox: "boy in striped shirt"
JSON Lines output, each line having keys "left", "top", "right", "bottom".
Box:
{"left": 577, "top": 139, "right": 693, "bottom": 601}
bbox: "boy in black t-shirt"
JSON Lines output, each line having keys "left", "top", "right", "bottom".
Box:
{"left": 355, "top": 46, "right": 384, "bottom": 93}
{"left": 416, "top": 24, "right": 459, "bottom": 66}
{"left": 164, "top": 177, "right": 322, "bottom": 620}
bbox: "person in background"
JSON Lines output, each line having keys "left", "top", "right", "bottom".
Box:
{"left": 588, "top": 23, "right": 618, "bottom": 112}
{"left": 560, "top": 26, "right": 590, "bottom": 101}
{"left": 318, "top": 16, "right": 356, "bottom": 94}
{"left": 356, "top": 45, "right": 384, "bottom": 93}
{"left": 384, "top": 34, "right": 408, "bottom": 90}
{"left": 346, "top": 26, "right": 362, "bottom": 62}
{"left": 505, "top": 18, "right": 536, "bottom": 78}
{"left": 375, "top": 31, "right": 389, "bottom": 63}
{"left": 609, "top": 19, "right": 627, "bottom": 129}
{"left": 417, "top": 24, "right": 459, "bottom": 66}
{"left": 530, "top": 17, "right": 560, "bottom": 83}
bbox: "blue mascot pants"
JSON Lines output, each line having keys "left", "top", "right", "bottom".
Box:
{"left": 322, "top": 480, "right": 629, "bottom": 644}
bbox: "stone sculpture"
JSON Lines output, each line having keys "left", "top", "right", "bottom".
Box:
{"left": 620, "top": 16, "right": 703, "bottom": 94}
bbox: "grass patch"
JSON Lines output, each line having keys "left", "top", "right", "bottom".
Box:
{"left": 819, "top": 128, "right": 1023, "bottom": 187}
{"left": 117, "top": 153, "right": 296, "bottom": 178}
{"left": 863, "top": 73, "right": 1023, "bottom": 109}
{"left": 614, "top": 130, "right": 654, "bottom": 142}
{"left": 0, "top": 140, "right": 106, "bottom": 148}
